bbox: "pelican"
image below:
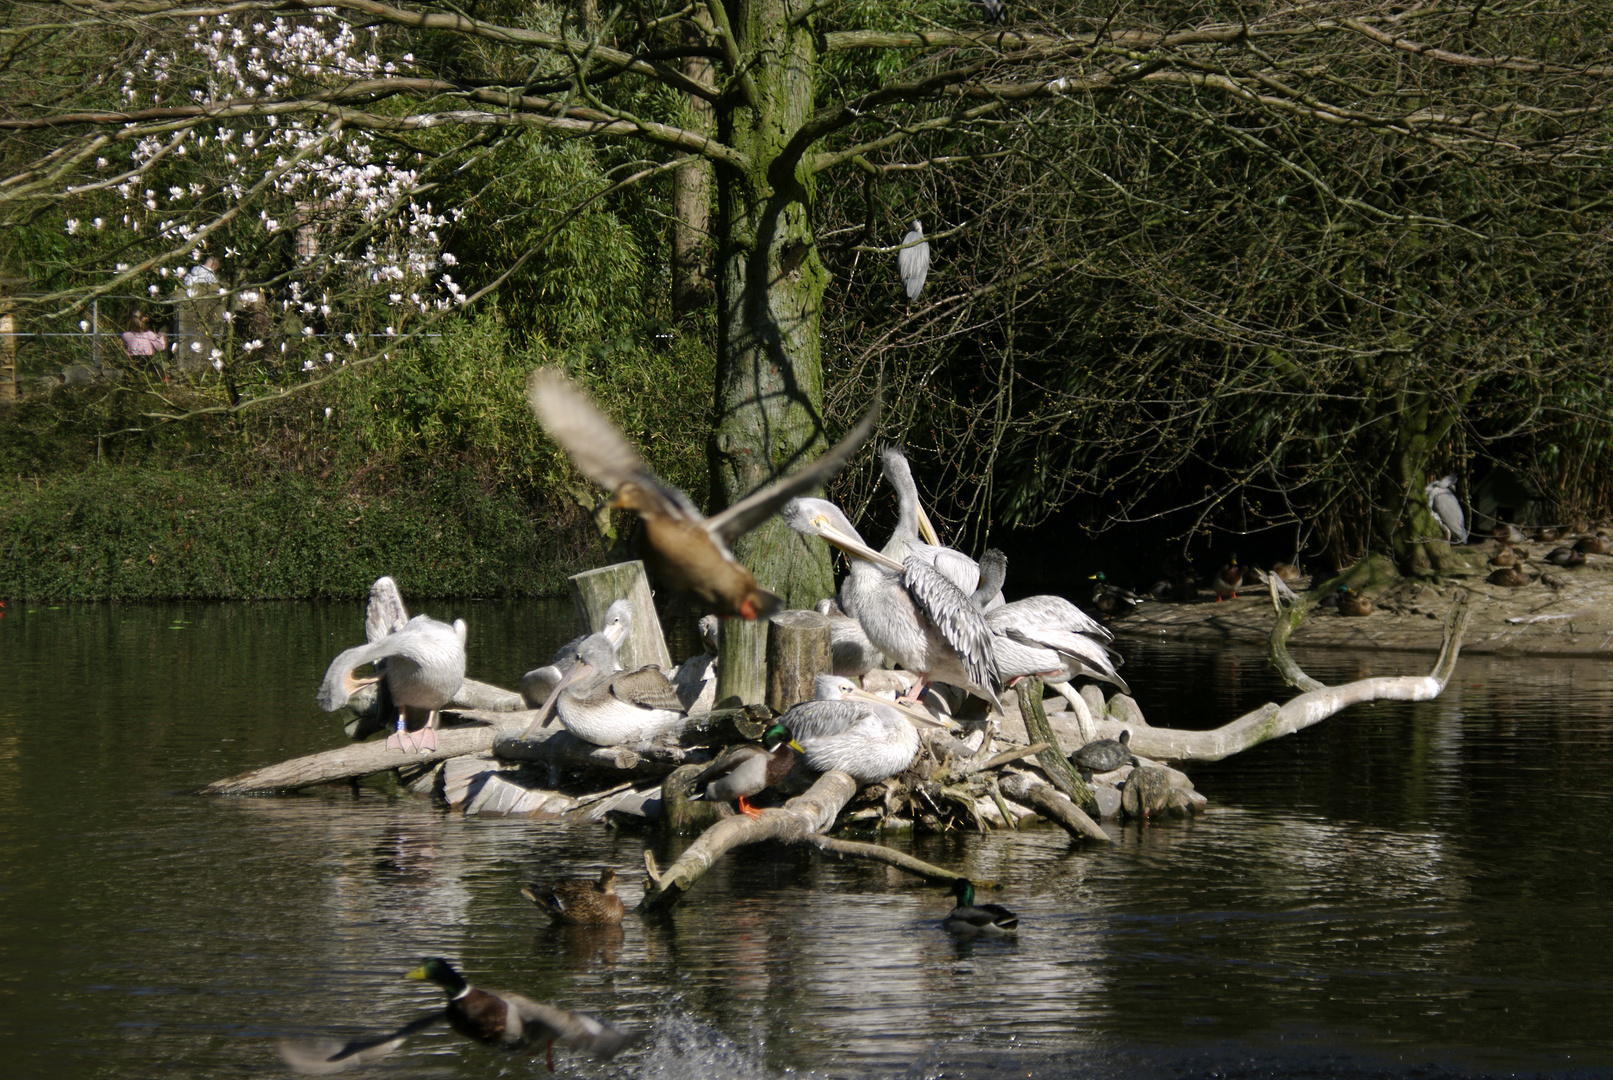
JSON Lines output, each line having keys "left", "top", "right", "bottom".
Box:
{"left": 527, "top": 368, "right": 880, "bottom": 619}
{"left": 670, "top": 613, "right": 721, "bottom": 712}
{"left": 519, "top": 599, "right": 633, "bottom": 708}
{"left": 880, "top": 445, "right": 1004, "bottom": 609}
{"left": 519, "top": 633, "right": 684, "bottom": 746}
{"left": 815, "top": 597, "right": 886, "bottom": 681}
{"left": 318, "top": 579, "right": 467, "bottom": 752}
{"left": 899, "top": 220, "right": 930, "bottom": 299}
{"left": 783, "top": 674, "right": 947, "bottom": 783}
{"left": 1425, "top": 475, "right": 1467, "bottom": 544}
{"left": 784, "top": 498, "right": 1002, "bottom": 711}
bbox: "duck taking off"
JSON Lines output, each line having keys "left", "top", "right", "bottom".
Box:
{"left": 317, "top": 577, "right": 466, "bottom": 753}
{"left": 275, "top": 958, "right": 636, "bottom": 1074}
{"left": 785, "top": 498, "right": 1002, "bottom": 712}
{"left": 899, "top": 220, "right": 930, "bottom": 299}
{"left": 527, "top": 367, "right": 881, "bottom": 620}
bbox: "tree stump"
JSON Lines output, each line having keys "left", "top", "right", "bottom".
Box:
{"left": 569, "top": 561, "right": 672, "bottom": 671}
{"left": 766, "top": 609, "right": 831, "bottom": 712}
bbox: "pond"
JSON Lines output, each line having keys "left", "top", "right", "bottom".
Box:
{"left": 3, "top": 600, "right": 1612, "bottom": 1080}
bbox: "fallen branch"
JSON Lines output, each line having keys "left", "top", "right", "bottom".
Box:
{"left": 639, "top": 771, "right": 859, "bottom": 912}
{"left": 1108, "top": 589, "right": 1474, "bottom": 763}
{"left": 1018, "top": 677, "right": 1096, "bottom": 809}
{"left": 998, "top": 769, "right": 1111, "bottom": 842}
{"left": 200, "top": 718, "right": 522, "bottom": 794}
{"left": 805, "top": 835, "right": 962, "bottom": 882}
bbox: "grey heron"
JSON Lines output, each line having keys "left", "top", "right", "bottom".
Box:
{"left": 1425, "top": 475, "right": 1467, "bottom": 544}
{"left": 898, "top": 220, "right": 930, "bottom": 299}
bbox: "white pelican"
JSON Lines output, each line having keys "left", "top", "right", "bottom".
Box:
{"left": 527, "top": 367, "right": 879, "bottom": 619}
{"left": 519, "top": 633, "right": 683, "bottom": 746}
{"left": 519, "top": 599, "right": 632, "bottom": 708}
{"left": 814, "top": 597, "right": 886, "bottom": 681}
{"left": 1425, "top": 475, "right": 1467, "bottom": 544}
{"left": 784, "top": 498, "right": 1002, "bottom": 711}
{"left": 318, "top": 584, "right": 467, "bottom": 753}
{"left": 880, "top": 446, "right": 1005, "bottom": 609}
{"left": 783, "top": 674, "right": 947, "bottom": 783}
{"left": 899, "top": 220, "right": 930, "bottom": 299}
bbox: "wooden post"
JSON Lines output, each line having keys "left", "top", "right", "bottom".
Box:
{"left": 716, "top": 616, "right": 766, "bottom": 708}
{"left": 568, "top": 561, "right": 672, "bottom": 671}
{"left": 765, "top": 609, "right": 830, "bottom": 713}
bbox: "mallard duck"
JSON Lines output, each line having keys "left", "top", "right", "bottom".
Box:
{"left": 1493, "top": 522, "right": 1528, "bottom": 545}
{"left": 1271, "top": 562, "right": 1301, "bottom": 583}
{"left": 942, "top": 878, "right": 1019, "bottom": 937}
{"left": 1211, "top": 557, "right": 1243, "bottom": 601}
{"left": 1575, "top": 534, "right": 1612, "bottom": 555}
{"left": 1071, "top": 728, "right": 1136, "bottom": 780}
{"left": 317, "top": 577, "right": 467, "bottom": 753}
{"left": 1488, "top": 566, "right": 1531, "bottom": 587}
{"left": 1546, "top": 546, "right": 1586, "bottom": 567}
{"left": 1489, "top": 545, "right": 1522, "bottom": 568}
{"left": 1088, "top": 571, "right": 1143, "bottom": 615}
{"left": 690, "top": 721, "right": 802, "bottom": 817}
{"left": 275, "top": 959, "right": 635, "bottom": 1074}
{"left": 1537, "top": 526, "right": 1561, "bottom": 542}
{"left": 1336, "top": 585, "right": 1374, "bottom": 616}
{"left": 526, "top": 368, "right": 879, "bottom": 620}
{"left": 521, "top": 868, "right": 626, "bottom": 926}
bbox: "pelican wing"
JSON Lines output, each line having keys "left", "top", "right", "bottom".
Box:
{"left": 365, "top": 576, "right": 410, "bottom": 642}
{"left": 902, "top": 557, "right": 999, "bottom": 694}
{"left": 527, "top": 367, "right": 703, "bottom": 522}
{"left": 501, "top": 995, "right": 638, "bottom": 1060}
{"left": 276, "top": 1010, "right": 447, "bottom": 1074}
{"left": 705, "top": 390, "right": 883, "bottom": 546}
{"left": 782, "top": 698, "right": 880, "bottom": 740}
{"left": 907, "top": 542, "right": 982, "bottom": 595}
{"left": 989, "top": 594, "right": 1113, "bottom": 641}
{"left": 609, "top": 667, "right": 685, "bottom": 712}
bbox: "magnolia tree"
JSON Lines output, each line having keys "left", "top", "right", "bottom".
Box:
{"left": 7, "top": 0, "right": 1613, "bottom": 588}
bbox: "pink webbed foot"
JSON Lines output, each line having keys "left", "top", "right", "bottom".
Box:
{"left": 385, "top": 717, "right": 415, "bottom": 752}
{"left": 413, "top": 725, "right": 438, "bottom": 753}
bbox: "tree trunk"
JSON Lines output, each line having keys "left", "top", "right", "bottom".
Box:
{"left": 672, "top": 48, "right": 715, "bottom": 314}
{"left": 709, "top": 0, "right": 836, "bottom": 611}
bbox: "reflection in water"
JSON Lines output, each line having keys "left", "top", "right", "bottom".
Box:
{"left": 3, "top": 604, "right": 1613, "bottom": 1078}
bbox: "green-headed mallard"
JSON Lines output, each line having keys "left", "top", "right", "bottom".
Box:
{"left": 691, "top": 721, "right": 801, "bottom": 817}
{"left": 274, "top": 958, "right": 635, "bottom": 1074}
{"left": 1336, "top": 585, "right": 1373, "bottom": 617}
{"left": 1546, "top": 546, "right": 1586, "bottom": 567}
{"left": 1212, "top": 557, "right": 1243, "bottom": 601}
{"left": 1575, "top": 534, "right": 1612, "bottom": 555}
{"left": 943, "top": 878, "right": 1019, "bottom": 937}
{"left": 521, "top": 868, "right": 625, "bottom": 926}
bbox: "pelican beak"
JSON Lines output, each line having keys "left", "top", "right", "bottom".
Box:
{"left": 519, "top": 661, "right": 594, "bottom": 739}
{"left": 915, "top": 502, "right": 941, "bottom": 547}
{"left": 845, "top": 686, "right": 954, "bottom": 729}
{"left": 809, "top": 515, "right": 906, "bottom": 572}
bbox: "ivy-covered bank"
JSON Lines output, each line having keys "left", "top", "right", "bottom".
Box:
{"left": 0, "top": 311, "right": 716, "bottom": 601}
{"left": 0, "top": 465, "right": 584, "bottom": 600}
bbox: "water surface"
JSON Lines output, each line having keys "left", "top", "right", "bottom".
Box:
{"left": 3, "top": 602, "right": 1612, "bottom": 1079}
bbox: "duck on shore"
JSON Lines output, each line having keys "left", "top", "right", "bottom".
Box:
{"left": 1212, "top": 557, "right": 1243, "bottom": 602}
{"left": 1336, "top": 585, "right": 1374, "bottom": 617}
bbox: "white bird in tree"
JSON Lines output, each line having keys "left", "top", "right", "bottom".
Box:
{"left": 899, "top": 220, "right": 930, "bottom": 299}
{"left": 1425, "top": 474, "right": 1467, "bottom": 544}
{"left": 317, "top": 576, "right": 467, "bottom": 753}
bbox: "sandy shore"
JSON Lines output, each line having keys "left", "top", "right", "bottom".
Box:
{"left": 1106, "top": 542, "right": 1613, "bottom": 656}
